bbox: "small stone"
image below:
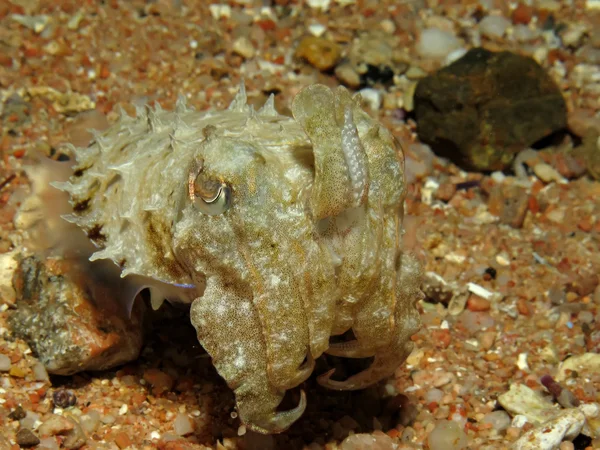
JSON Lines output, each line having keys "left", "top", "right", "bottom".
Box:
{"left": 512, "top": 3, "right": 534, "bottom": 25}
{"left": 434, "top": 182, "right": 456, "bottom": 202}
{"left": 335, "top": 64, "right": 361, "bottom": 89}
{"left": 79, "top": 410, "right": 101, "bottom": 433}
{"left": 0, "top": 354, "right": 11, "bottom": 371}
{"left": 533, "top": 163, "right": 566, "bottom": 183}
{"left": 143, "top": 368, "right": 174, "bottom": 395}
{"left": 32, "top": 362, "right": 49, "bottom": 381}
{"left": 479, "top": 15, "right": 512, "bottom": 39}
{"left": 114, "top": 432, "right": 132, "bottom": 449}
{"left": 512, "top": 24, "right": 539, "bottom": 42}
{"left": 62, "top": 419, "right": 86, "bottom": 450}
{"left": 10, "top": 366, "right": 27, "bottom": 377}
{"left": 231, "top": 36, "right": 255, "bottom": 59}
{"left": 307, "top": 23, "right": 326, "bottom": 37}
{"left": 556, "top": 353, "right": 600, "bottom": 382}
{"left": 466, "top": 294, "right": 491, "bottom": 312}
{"left": 427, "top": 420, "right": 467, "bottom": 450}
{"left": 405, "top": 66, "right": 428, "bottom": 80}
{"left": 481, "top": 410, "right": 511, "bottom": 431}
{"left": 38, "top": 414, "right": 74, "bottom": 436}
{"left": 173, "top": 413, "right": 194, "bottom": 436}
{"left": 16, "top": 428, "right": 40, "bottom": 448}
{"left": 9, "top": 405, "right": 27, "bottom": 421}
{"left": 498, "top": 384, "right": 559, "bottom": 425}
{"left": 512, "top": 409, "right": 585, "bottom": 450}
{"left": 358, "top": 88, "right": 382, "bottom": 111}
{"left": 295, "top": 36, "right": 341, "bottom": 71}
{"left": 412, "top": 369, "right": 454, "bottom": 388}
{"left": 478, "top": 330, "right": 497, "bottom": 351}
{"left": 488, "top": 183, "right": 529, "bottom": 228}
{"left": 415, "top": 28, "right": 462, "bottom": 60}
{"left": 306, "top": 0, "right": 331, "bottom": 9}
{"left": 11, "top": 14, "right": 50, "bottom": 34}
{"left": 340, "top": 431, "right": 395, "bottom": 450}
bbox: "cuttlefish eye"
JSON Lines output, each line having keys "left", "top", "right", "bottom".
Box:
{"left": 188, "top": 160, "right": 232, "bottom": 216}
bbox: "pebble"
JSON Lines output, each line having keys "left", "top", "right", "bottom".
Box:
{"left": 38, "top": 414, "right": 74, "bottom": 436}
{"left": 512, "top": 409, "right": 585, "bottom": 450}
{"left": 340, "top": 431, "right": 395, "bottom": 450}
{"left": 415, "top": 28, "right": 462, "bottom": 60}
{"left": 295, "top": 36, "right": 341, "bottom": 71}
{"left": 498, "top": 383, "right": 559, "bottom": 424}
{"left": 16, "top": 428, "right": 40, "bottom": 448}
{"left": 556, "top": 353, "right": 600, "bottom": 381}
{"left": 231, "top": 36, "right": 255, "bottom": 59}
{"left": 308, "top": 23, "right": 326, "bottom": 37}
{"left": 0, "top": 251, "right": 18, "bottom": 306}
{"left": 0, "top": 353, "right": 11, "bottom": 371}
{"left": 79, "top": 410, "right": 101, "bottom": 433}
{"left": 481, "top": 410, "right": 511, "bottom": 431}
{"left": 533, "top": 163, "right": 566, "bottom": 183}
{"left": 142, "top": 368, "right": 174, "bottom": 395}
{"left": 466, "top": 295, "right": 491, "bottom": 312}
{"left": 38, "top": 437, "right": 59, "bottom": 450}
{"left": 412, "top": 369, "right": 455, "bottom": 388}
{"left": 32, "top": 362, "right": 49, "bottom": 381}
{"left": 358, "top": 88, "right": 382, "bottom": 111}
{"left": 425, "top": 388, "right": 444, "bottom": 404}
{"left": 307, "top": 0, "right": 331, "bottom": 9}
{"left": 335, "top": 64, "right": 361, "bottom": 88}
{"left": 427, "top": 420, "right": 467, "bottom": 450}
{"left": 512, "top": 24, "right": 540, "bottom": 43}
{"left": 479, "top": 15, "right": 512, "bottom": 39}
{"left": 173, "top": 413, "right": 194, "bottom": 436}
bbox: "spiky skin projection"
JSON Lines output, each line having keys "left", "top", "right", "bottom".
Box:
{"left": 56, "top": 84, "right": 422, "bottom": 434}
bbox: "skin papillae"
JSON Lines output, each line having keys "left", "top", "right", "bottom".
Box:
{"left": 56, "top": 84, "right": 423, "bottom": 434}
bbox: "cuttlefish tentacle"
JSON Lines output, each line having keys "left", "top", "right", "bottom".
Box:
{"left": 244, "top": 391, "right": 307, "bottom": 434}
{"left": 291, "top": 84, "right": 370, "bottom": 220}
{"left": 325, "top": 340, "right": 376, "bottom": 358}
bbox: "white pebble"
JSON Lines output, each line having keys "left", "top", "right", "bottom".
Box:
{"left": 0, "top": 354, "right": 11, "bottom": 371}
{"left": 427, "top": 420, "right": 467, "bottom": 450}
{"left": 32, "top": 362, "right": 49, "bottom": 381}
{"left": 173, "top": 413, "right": 194, "bottom": 436}
{"left": 481, "top": 410, "right": 511, "bottom": 431}
{"left": 308, "top": 23, "right": 326, "bottom": 37}
{"left": 38, "top": 437, "right": 59, "bottom": 450}
{"left": 209, "top": 4, "right": 231, "bottom": 19}
{"left": 425, "top": 388, "right": 444, "bottom": 403}
{"left": 358, "top": 88, "right": 382, "bottom": 111}
{"left": 416, "top": 28, "right": 462, "bottom": 60}
{"left": 533, "top": 163, "right": 566, "bottom": 184}
{"left": 80, "top": 410, "right": 101, "bottom": 433}
{"left": 512, "top": 24, "right": 539, "bottom": 43}
{"left": 231, "top": 36, "right": 255, "bottom": 59}
{"left": 307, "top": 0, "right": 331, "bottom": 10}
{"left": 479, "top": 15, "right": 511, "bottom": 39}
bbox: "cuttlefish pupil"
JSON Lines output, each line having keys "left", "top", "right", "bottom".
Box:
{"left": 188, "top": 161, "right": 232, "bottom": 215}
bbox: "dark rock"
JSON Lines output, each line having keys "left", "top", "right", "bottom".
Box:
{"left": 9, "top": 255, "right": 144, "bottom": 375}
{"left": 8, "top": 405, "right": 26, "bottom": 420}
{"left": 487, "top": 183, "right": 530, "bottom": 228}
{"left": 16, "top": 428, "right": 40, "bottom": 448}
{"left": 414, "top": 48, "right": 567, "bottom": 171}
